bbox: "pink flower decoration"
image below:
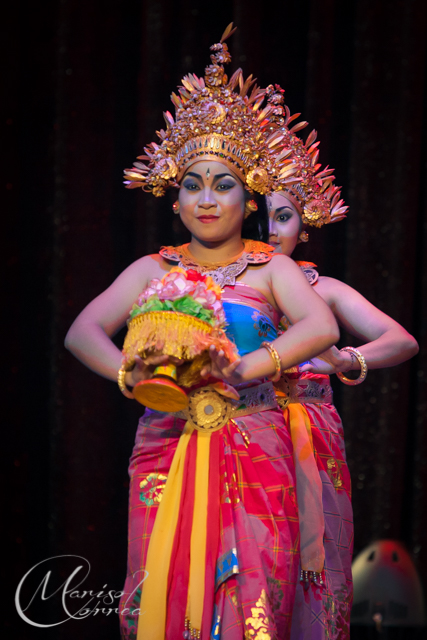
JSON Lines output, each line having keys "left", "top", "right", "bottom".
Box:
{"left": 136, "top": 265, "right": 227, "bottom": 328}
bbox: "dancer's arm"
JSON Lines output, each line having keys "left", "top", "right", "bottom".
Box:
{"left": 64, "top": 255, "right": 162, "bottom": 382}
{"left": 299, "top": 277, "right": 418, "bottom": 374}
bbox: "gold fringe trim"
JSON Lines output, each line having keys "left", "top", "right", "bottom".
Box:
{"left": 122, "top": 311, "right": 236, "bottom": 387}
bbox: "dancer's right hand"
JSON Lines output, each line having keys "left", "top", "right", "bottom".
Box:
{"left": 125, "top": 354, "right": 176, "bottom": 387}
{"left": 298, "top": 346, "right": 348, "bottom": 375}
{"left": 200, "top": 345, "right": 242, "bottom": 385}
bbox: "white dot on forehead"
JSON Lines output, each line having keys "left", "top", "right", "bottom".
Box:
{"left": 206, "top": 167, "right": 210, "bottom": 178}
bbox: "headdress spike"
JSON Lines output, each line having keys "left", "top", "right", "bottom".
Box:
{"left": 287, "top": 112, "right": 301, "bottom": 125}
{"left": 228, "top": 68, "right": 242, "bottom": 90}
{"left": 220, "top": 22, "right": 237, "bottom": 43}
{"left": 240, "top": 74, "right": 256, "bottom": 98}
{"left": 290, "top": 121, "right": 308, "bottom": 134}
{"left": 305, "top": 129, "right": 317, "bottom": 147}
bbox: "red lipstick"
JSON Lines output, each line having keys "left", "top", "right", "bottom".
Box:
{"left": 197, "top": 215, "right": 219, "bottom": 223}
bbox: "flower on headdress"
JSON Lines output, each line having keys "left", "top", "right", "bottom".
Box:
{"left": 152, "top": 184, "right": 166, "bottom": 197}
{"left": 157, "top": 157, "right": 178, "bottom": 180}
{"left": 205, "top": 64, "right": 224, "bottom": 87}
{"left": 302, "top": 198, "right": 331, "bottom": 227}
{"left": 272, "top": 107, "right": 285, "bottom": 118}
{"left": 201, "top": 101, "right": 227, "bottom": 124}
{"left": 210, "top": 42, "right": 232, "bottom": 65}
{"left": 266, "top": 84, "right": 285, "bottom": 105}
{"left": 247, "top": 167, "right": 270, "bottom": 195}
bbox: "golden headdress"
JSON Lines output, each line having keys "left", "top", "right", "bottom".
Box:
{"left": 123, "top": 24, "right": 299, "bottom": 196}
{"left": 264, "top": 85, "right": 348, "bottom": 227}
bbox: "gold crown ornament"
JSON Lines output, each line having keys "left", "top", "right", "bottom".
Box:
{"left": 264, "top": 84, "right": 348, "bottom": 227}
{"left": 123, "top": 24, "right": 300, "bottom": 196}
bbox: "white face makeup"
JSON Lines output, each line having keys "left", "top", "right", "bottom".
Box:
{"left": 267, "top": 192, "right": 302, "bottom": 257}
{"left": 178, "top": 160, "right": 246, "bottom": 243}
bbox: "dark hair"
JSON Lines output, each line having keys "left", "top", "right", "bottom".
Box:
{"left": 241, "top": 191, "right": 269, "bottom": 242}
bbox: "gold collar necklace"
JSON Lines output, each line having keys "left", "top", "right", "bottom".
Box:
{"left": 159, "top": 240, "right": 275, "bottom": 287}
{"left": 178, "top": 243, "right": 245, "bottom": 269}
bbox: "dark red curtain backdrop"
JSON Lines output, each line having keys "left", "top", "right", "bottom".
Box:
{"left": 5, "top": 1, "right": 427, "bottom": 637}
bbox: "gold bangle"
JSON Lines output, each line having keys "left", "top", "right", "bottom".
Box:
{"left": 261, "top": 341, "right": 282, "bottom": 382}
{"left": 118, "top": 366, "right": 134, "bottom": 399}
{"left": 336, "top": 347, "right": 368, "bottom": 386}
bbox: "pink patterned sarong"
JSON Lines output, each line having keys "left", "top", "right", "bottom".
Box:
{"left": 280, "top": 372, "right": 353, "bottom": 640}
{"left": 119, "top": 406, "right": 299, "bottom": 639}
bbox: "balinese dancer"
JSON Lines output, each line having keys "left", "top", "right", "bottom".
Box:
{"left": 65, "top": 25, "right": 341, "bottom": 640}
{"left": 265, "top": 88, "right": 418, "bottom": 639}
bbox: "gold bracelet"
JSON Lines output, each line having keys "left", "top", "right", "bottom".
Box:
{"left": 261, "top": 341, "right": 282, "bottom": 382}
{"left": 336, "top": 347, "right": 368, "bottom": 386}
{"left": 117, "top": 366, "right": 134, "bottom": 399}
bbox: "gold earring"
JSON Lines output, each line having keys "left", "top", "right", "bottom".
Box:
{"left": 244, "top": 199, "right": 258, "bottom": 218}
{"left": 172, "top": 201, "right": 180, "bottom": 214}
{"left": 298, "top": 230, "right": 309, "bottom": 243}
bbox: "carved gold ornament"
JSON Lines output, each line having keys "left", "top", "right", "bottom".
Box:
{"left": 186, "top": 387, "right": 233, "bottom": 432}
{"left": 123, "top": 24, "right": 298, "bottom": 196}
{"left": 246, "top": 167, "right": 270, "bottom": 195}
{"left": 157, "top": 157, "right": 178, "bottom": 180}
{"left": 201, "top": 101, "right": 227, "bottom": 124}
{"left": 302, "top": 198, "right": 331, "bottom": 227}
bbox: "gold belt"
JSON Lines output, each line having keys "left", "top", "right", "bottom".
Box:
{"left": 275, "top": 376, "right": 333, "bottom": 409}
{"left": 175, "top": 381, "right": 278, "bottom": 433}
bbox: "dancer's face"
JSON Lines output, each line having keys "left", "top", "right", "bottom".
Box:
{"left": 267, "top": 192, "right": 302, "bottom": 257}
{"left": 178, "top": 161, "right": 246, "bottom": 243}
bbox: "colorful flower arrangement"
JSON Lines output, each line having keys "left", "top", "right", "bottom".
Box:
{"left": 122, "top": 267, "right": 238, "bottom": 388}
{"left": 129, "top": 267, "right": 226, "bottom": 326}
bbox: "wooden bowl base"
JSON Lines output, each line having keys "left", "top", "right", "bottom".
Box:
{"left": 133, "top": 377, "right": 189, "bottom": 412}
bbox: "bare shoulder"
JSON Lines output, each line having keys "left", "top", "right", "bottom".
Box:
{"left": 270, "top": 254, "right": 298, "bottom": 267}
{"left": 268, "top": 254, "right": 304, "bottom": 276}
{"left": 115, "top": 253, "right": 170, "bottom": 283}
{"left": 268, "top": 254, "right": 319, "bottom": 286}
{"left": 254, "top": 254, "right": 306, "bottom": 287}
{"left": 267, "top": 254, "right": 324, "bottom": 299}
{"left": 126, "top": 252, "right": 166, "bottom": 272}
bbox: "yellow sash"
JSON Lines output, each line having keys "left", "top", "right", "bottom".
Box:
{"left": 137, "top": 422, "right": 194, "bottom": 639}
{"left": 286, "top": 403, "right": 325, "bottom": 573}
{"left": 137, "top": 424, "right": 210, "bottom": 639}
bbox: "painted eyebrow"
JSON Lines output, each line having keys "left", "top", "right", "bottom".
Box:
{"left": 182, "top": 172, "right": 237, "bottom": 183}
{"left": 212, "top": 173, "right": 237, "bottom": 183}
{"left": 274, "top": 206, "right": 294, "bottom": 214}
{"left": 183, "top": 172, "right": 202, "bottom": 180}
